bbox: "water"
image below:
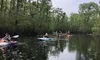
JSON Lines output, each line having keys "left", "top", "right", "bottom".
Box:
{"left": 0, "top": 35, "right": 100, "bottom": 60}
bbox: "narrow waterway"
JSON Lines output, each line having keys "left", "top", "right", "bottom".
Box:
{"left": 0, "top": 35, "right": 100, "bottom": 60}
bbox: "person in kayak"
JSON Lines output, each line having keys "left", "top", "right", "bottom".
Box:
{"left": 1, "top": 33, "right": 11, "bottom": 42}
{"left": 44, "top": 33, "right": 49, "bottom": 38}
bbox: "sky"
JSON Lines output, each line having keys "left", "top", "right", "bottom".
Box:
{"left": 51, "top": 0, "right": 99, "bottom": 16}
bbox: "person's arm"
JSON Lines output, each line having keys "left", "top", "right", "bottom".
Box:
{"left": 8, "top": 35, "right": 11, "bottom": 40}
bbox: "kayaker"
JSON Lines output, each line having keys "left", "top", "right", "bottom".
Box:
{"left": 68, "top": 31, "right": 70, "bottom": 34}
{"left": 44, "top": 33, "right": 49, "bottom": 38}
{"left": 1, "top": 33, "right": 11, "bottom": 42}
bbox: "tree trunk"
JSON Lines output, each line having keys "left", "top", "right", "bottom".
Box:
{"left": 15, "top": 0, "right": 20, "bottom": 34}
{"left": 1, "top": 0, "right": 3, "bottom": 11}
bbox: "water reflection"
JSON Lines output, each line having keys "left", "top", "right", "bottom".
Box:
{"left": 0, "top": 42, "right": 27, "bottom": 60}
{"left": 17, "top": 37, "right": 68, "bottom": 60}
{"left": 0, "top": 35, "right": 100, "bottom": 60}
{"left": 0, "top": 45, "right": 20, "bottom": 60}
{"left": 68, "top": 35, "right": 100, "bottom": 60}
{"left": 94, "top": 36, "right": 100, "bottom": 60}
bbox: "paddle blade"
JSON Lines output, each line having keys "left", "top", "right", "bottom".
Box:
{"left": 13, "top": 35, "right": 19, "bottom": 38}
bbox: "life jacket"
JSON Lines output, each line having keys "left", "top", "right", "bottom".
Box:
{"left": 0, "top": 39, "right": 7, "bottom": 42}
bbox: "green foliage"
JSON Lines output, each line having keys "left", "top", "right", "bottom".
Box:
{"left": 0, "top": 0, "right": 100, "bottom": 35}
{"left": 69, "top": 13, "right": 81, "bottom": 33}
{"left": 78, "top": 2, "right": 99, "bottom": 33}
{"left": 92, "top": 17, "right": 100, "bottom": 35}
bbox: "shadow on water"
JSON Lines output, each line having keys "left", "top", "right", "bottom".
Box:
{"left": 0, "top": 35, "right": 100, "bottom": 60}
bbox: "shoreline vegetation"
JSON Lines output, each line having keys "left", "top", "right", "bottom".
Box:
{"left": 0, "top": 0, "right": 100, "bottom": 36}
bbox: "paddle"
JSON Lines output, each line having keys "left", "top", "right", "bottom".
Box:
{"left": 12, "top": 35, "right": 19, "bottom": 38}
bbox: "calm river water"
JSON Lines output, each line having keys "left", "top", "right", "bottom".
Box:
{"left": 0, "top": 35, "right": 100, "bottom": 60}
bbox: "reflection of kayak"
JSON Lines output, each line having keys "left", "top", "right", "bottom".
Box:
{"left": 0, "top": 41, "right": 17, "bottom": 46}
{"left": 38, "top": 37, "right": 53, "bottom": 41}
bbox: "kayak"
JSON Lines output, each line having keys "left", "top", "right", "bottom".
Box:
{"left": 0, "top": 42, "right": 9, "bottom": 46}
{"left": 0, "top": 41, "right": 17, "bottom": 46}
{"left": 0, "top": 35, "right": 19, "bottom": 46}
{"left": 38, "top": 37, "right": 53, "bottom": 41}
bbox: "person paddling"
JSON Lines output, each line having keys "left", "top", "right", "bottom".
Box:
{"left": 1, "top": 33, "right": 11, "bottom": 42}
{"left": 44, "top": 33, "right": 49, "bottom": 38}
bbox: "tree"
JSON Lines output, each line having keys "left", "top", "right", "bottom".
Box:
{"left": 69, "top": 13, "right": 81, "bottom": 33}
{"left": 79, "top": 2, "right": 99, "bottom": 33}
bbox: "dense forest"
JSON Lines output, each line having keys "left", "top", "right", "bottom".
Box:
{"left": 0, "top": 0, "right": 100, "bottom": 36}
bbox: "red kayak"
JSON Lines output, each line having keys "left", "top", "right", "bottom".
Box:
{"left": 0, "top": 39, "right": 17, "bottom": 46}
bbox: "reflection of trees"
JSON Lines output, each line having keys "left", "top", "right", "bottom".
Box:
{"left": 17, "top": 38, "right": 68, "bottom": 60}
{"left": 0, "top": 37, "right": 49, "bottom": 60}
{"left": 0, "top": 37, "right": 69, "bottom": 60}
{"left": 0, "top": 45, "right": 21, "bottom": 60}
{"left": 94, "top": 37, "right": 100, "bottom": 60}
{"left": 48, "top": 40, "right": 67, "bottom": 56}
{"left": 17, "top": 40, "right": 49, "bottom": 60}
{"left": 0, "top": 50, "right": 3, "bottom": 60}
{"left": 68, "top": 35, "right": 97, "bottom": 60}
{"left": 0, "top": 36, "right": 99, "bottom": 60}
